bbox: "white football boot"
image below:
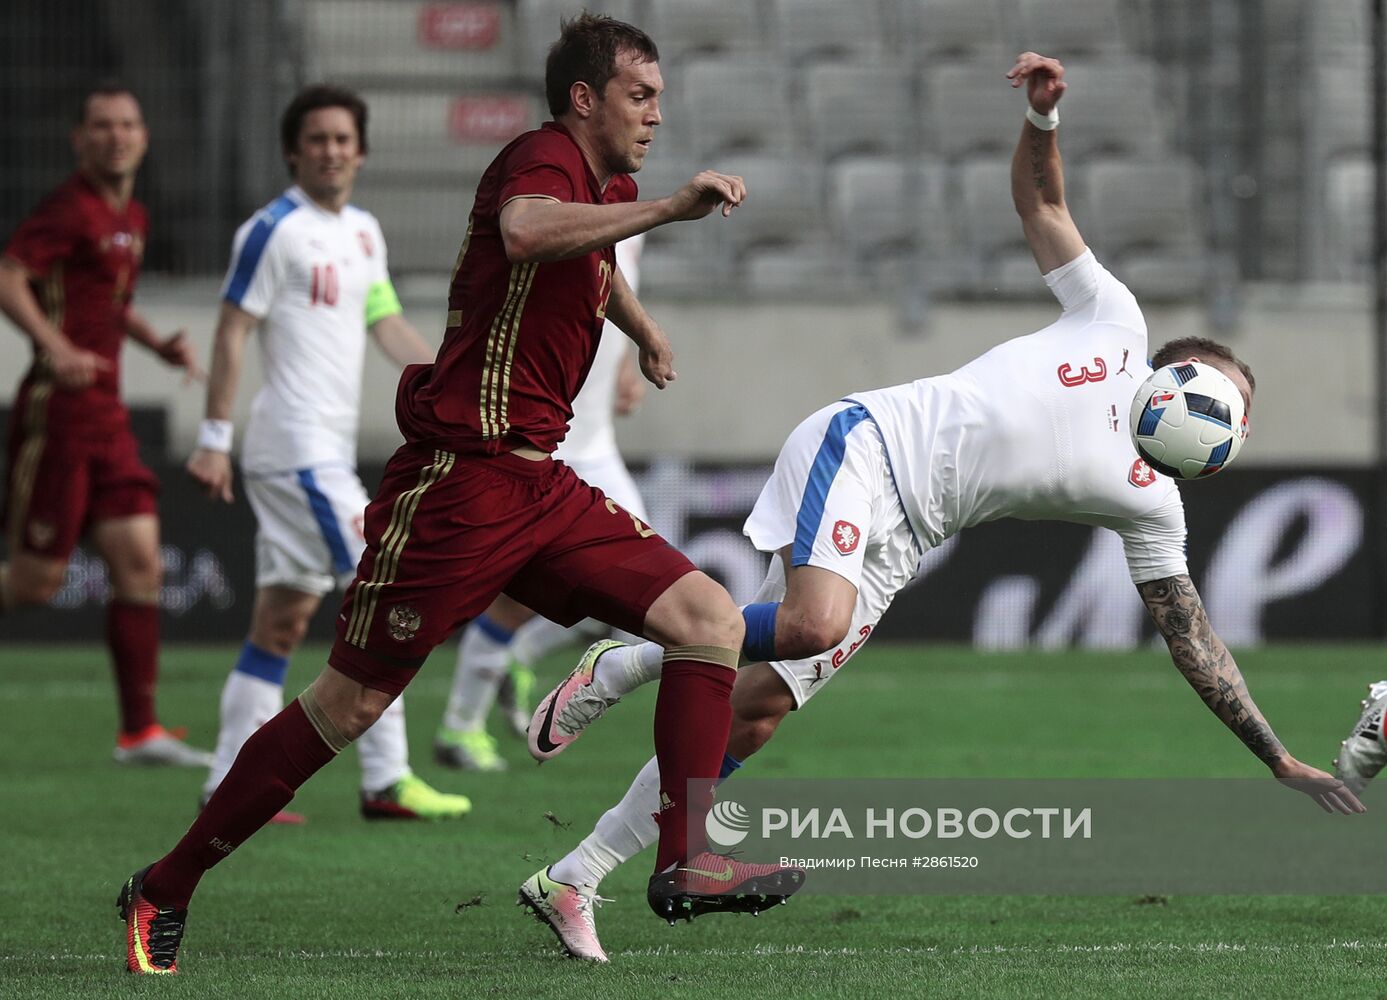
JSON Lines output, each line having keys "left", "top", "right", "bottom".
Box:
{"left": 517, "top": 867, "right": 610, "bottom": 962}
{"left": 1333, "top": 681, "right": 1387, "bottom": 795}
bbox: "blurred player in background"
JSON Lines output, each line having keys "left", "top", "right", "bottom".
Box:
{"left": 0, "top": 84, "right": 209, "bottom": 767}
{"left": 1334, "top": 683, "right": 1387, "bottom": 794}
{"left": 121, "top": 15, "right": 802, "bottom": 975}
{"left": 434, "top": 233, "right": 649, "bottom": 771}
{"left": 518, "top": 52, "right": 1362, "bottom": 962}
{"left": 185, "top": 86, "right": 470, "bottom": 823}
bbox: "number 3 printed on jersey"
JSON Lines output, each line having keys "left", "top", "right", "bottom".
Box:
{"left": 1057, "top": 356, "right": 1107, "bottom": 387}
{"left": 310, "top": 263, "right": 339, "bottom": 307}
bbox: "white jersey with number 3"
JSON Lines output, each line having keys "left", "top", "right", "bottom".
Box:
{"left": 847, "top": 249, "right": 1187, "bottom": 584}
{"left": 220, "top": 185, "right": 392, "bottom": 476}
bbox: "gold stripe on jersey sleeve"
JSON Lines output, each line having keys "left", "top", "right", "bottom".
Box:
{"left": 346, "top": 449, "right": 456, "bottom": 648}
{"left": 41, "top": 263, "right": 66, "bottom": 335}
{"left": 5, "top": 379, "right": 53, "bottom": 552}
{"left": 479, "top": 263, "right": 533, "bottom": 440}
{"left": 492, "top": 262, "right": 539, "bottom": 439}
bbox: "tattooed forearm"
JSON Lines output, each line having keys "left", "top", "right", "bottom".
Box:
{"left": 1029, "top": 127, "right": 1048, "bottom": 192}
{"left": 1137, "top": 575, "right": 1286, "bottom": 766}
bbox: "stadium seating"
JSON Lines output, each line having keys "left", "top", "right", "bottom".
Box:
{"left": 1014, "top": 0, "right": 1128, "bottom": 57}
{"left": 360, "top": 90, "right": 542, "bottom": 176}
{"left": 801, "top": 62, "right": 915, "bottom": 160}
{"left": 515, "top": 0, "right": 640, "bottom": 77}
{"left": 303, "top": 0, "right": 517, "bottom": 83}
{"left": 1323, "top": 157, "right": 1371, "bottom": 283}
{"left": 828, "top": 156, "right": 951, "bottom": 282}
{"left": 956, "top": 157, "right": 1043, "bottom": 295}
{"left": 770, "top": 0, "right": 886, "bottom": 63}
{"left": 922, "top": 64, "right": 1026, "bottom": 161}
{"left": 643, "top": 0, "right": 763, "bottom": 64}
{"left": 894, "top": 0, "right": 1008, "bottom": 59}
{"left": 678, "top": 57, "right": 796, "bottom": 157}
{"left": 1051, "top": 60, "right": 1164, "bottom": 159}
{"left": 1084, "top": 158, "right": 1208, "bottom": 297}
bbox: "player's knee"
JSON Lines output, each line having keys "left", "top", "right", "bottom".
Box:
{"left": 338, "top": 691, "right": 391, "bottom": 742}
{"left": 731, "top": 705, "right": 787, "bottom": 758}
{"left": 683, "top": 600, "right": 744, "bottom": 650}
{"left": 7, "top": 562, "right": 65, "bottom": 606}
{"left": 780, "top": 605, "right": 851, "bottom": 660}
{"left": 269, "top": 615, "right": 310, "bottom": 655}
{"left": 653, "top": 574, "right": 745, "bottom": 650}
{"left": 112, "top": 550, "right": 162, "bottom": 597}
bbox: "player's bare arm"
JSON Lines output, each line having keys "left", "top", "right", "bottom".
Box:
{"left": 1138, "top": 574, "right": 1364, "bottom": 814}
{"left": 614, "top": 346, "right": 646, "bottom": 415}
{"left": 369, "top": 313, "right": 434, "bottom": 366}
{"left": 499, "top": 170, "right": 746, "bottom": 264}
{"left": 1006, "top": 52, "right": 1086, "bottom": 274}
{"left": 0, "top": 255, "right": 111, "bottom": 388}
{"left": 125, "top": 308, "right": 205, "bottom": 383}
{"left": 605, "top": 264, "right": 674, "bottom": 389}
{"left": 186, "top": 301, "right": 256, "bottom": 503}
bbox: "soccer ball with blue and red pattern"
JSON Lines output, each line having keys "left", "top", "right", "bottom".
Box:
{"left": 1129, "top": 362, "right": 1248, "bottom": 480}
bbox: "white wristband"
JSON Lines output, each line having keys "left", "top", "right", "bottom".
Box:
{"left": 197, "top": 419, "right": 234, "bottom": 453}
{"left": 1026, "top": 105, "right": 1059, "bottom": 131}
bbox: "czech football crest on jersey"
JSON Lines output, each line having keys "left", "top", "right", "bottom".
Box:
{"left": 832, "top": 520, "right": 860, "bottom": 554}
{"left": 1128, "top": 458, "right": 1157, "bottom": 488}
{"left": 357, "top": 230, "right": 374, "bottom": 258}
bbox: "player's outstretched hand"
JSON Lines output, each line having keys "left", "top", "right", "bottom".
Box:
{"left": 638, "top": 327, "right": 677, "bottom": 390}
{"left": 159, "top": 329, "right": 206, "bottom": 384}
{"left": 666, "top": 170, "right": 747, "bottom": 222}
{"left": 1272, "top": 755, "right": 1366, "bottom": 815}
{"left": 1006, "top": 52, "right": 1067, "bottom": 114}
{"left": 47, "top": 339, "right": 112, "bottom": 389}
{"left": 187, "top": 447, "right": 235, "bottom": 503}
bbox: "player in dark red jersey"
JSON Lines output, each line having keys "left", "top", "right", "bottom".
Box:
{"left": 0, "top": 83, "right": 209, "bottom": 768}
{"left": 118, "top": 16, "right": 802, "bottom": 975}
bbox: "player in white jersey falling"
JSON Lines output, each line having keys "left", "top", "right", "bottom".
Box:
{"left": 433, "top": 235, "right": 650, "bottom": 772}
{"left": 186, "top": 86, "right": 471, "bottom": 822}
{"left": 515, "top": 52, "right": 1364, "bottom": 962}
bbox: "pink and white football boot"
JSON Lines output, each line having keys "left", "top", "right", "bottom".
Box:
{"left": 527, "top": 640, "right": 625, "bottom": 761}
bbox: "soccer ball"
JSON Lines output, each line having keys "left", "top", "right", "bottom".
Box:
{"left": 1129, "top": 361, "right": 1248, "bottom": 480}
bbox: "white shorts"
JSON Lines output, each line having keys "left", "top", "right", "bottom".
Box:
{"left": 244, "top": 464, "right": 369, "bottom": 596}
{"left": 744, "top": 401, "right": 922, "bottom": 707}
{"left": 563, "top": 449, "right": 649, "bottom": 524}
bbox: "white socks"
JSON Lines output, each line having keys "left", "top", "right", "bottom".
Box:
{"left": 204, "top": 668, "right": 282, "bottom": 798}
{"left": 443, "top": 620, "right": 512, "bottom": 732}
{"left": 205, "top": 658, "right": 413, "bottom": 798}
{"left": 591, "top": 641, "right": 665, "bottom": 701}
{"left": 356, "top": 696, "right": 410, "bottom": 792}
{"left": 550, "top": 754, "right": 661, "bottom": 893}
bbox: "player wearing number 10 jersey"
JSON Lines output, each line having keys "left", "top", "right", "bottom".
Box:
{"left": 522, "top": 51, "right": 1359, "bottom": 962}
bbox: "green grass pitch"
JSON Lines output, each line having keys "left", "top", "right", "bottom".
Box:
{"left": 2, "top": 642, "right": 1385, "bottom": 998}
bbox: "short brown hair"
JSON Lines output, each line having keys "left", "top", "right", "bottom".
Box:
{"left": 280, "top": 84, "right": 369, "bottom": 163}
{"left": 544, "top": 12, "right": 659, "bottom": 117}
{"left": 1151, "top": 336, "right": 1255, "bottom": 396}
{"left": 77, "top": 81, "right": 139, "bottom": 124}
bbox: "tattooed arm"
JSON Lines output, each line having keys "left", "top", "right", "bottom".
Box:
{"left": 1138, "top": 574, "right": 1364, "bottom": 814}
{"left": 1006, "top": 52, "right": 1085, "bottom": 274}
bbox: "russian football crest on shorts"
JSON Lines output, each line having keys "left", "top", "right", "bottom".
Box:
{"left": 26, "top": 519, "right": 55, "bottom": 550}
{"left": 832, "top": 520, "right": 860, "bottom": 555}
{"left": 387, "top": 604, "right": 422, "bottom": 642}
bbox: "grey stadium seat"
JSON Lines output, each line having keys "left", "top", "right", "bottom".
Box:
{"left": 1084, "top": 158, "right": 1208, "bottom": 297}
{"left": 1311, "top": 65, "right": 1371, "bottom": 161}
{"left": 1055, "top": 60, "right": 1165, "bottom": 159}
{"left": 955, "top": 157, "right": 1042, "bottom": 295}
{"left": 828, "top": 156, "right": 949, "bottom": 260}
{"left": 1014, "top": 0, "right": 1127, "bottom": 57}
{"left": 681, "top": 58, "right": 796, "bottom": 157}
{"left": 360, "top": 91, "right": 543, "bottom": 177}
{"left": 643, "top": 0, "right": 763, "bottom": 64}
{"left": 802, "top": 62, "right": 914, "bottom": 160}
{"left": 1323, "top": 157, "right": 1371, "bottom": 282}
{"left": 703, "top": 153, "right": 826, "bottom": 250}
{"left": 515, "top": 0, "right": 639, "bottom": 79}
{"left": 922, "top": 63, "right": 1026, "bottom": 161}
{"left": 303, "top": 0, "right": 517, "bottom": 83}
{"left": 895, "top": 0, "right": 1009, "bottom": 59}
{"left": 770, "top": 0, "right": 886, "bottom": 63}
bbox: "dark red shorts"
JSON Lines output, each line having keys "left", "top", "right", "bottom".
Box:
{"left": 4, "top": 399, "right": 159, "bottom": 559}
{"left": 328, "top": 444, "right": 697, "bottom": 695}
